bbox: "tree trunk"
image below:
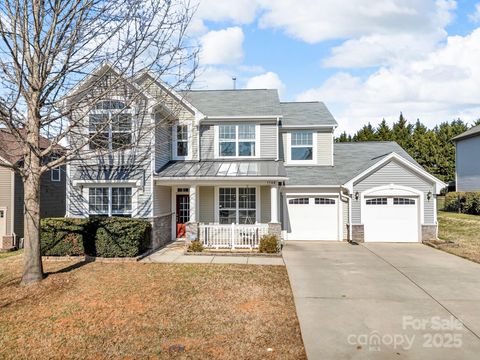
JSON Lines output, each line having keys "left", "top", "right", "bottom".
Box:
{"left": 21, "top": 162, "right": 44, "bottom": 285}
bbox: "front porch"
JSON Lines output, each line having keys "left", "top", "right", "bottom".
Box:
{"left": 153, "top": 182, "right": 283, "bottom": 249}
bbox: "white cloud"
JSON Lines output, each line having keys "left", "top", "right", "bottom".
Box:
{"left": 200, "top": 27, "right": 244, "bottom": 65}
{"left": 245, "top": 72, "right": 286, "bottom": 95}
{"left": 194, "top": 67, "right": 237, "bottom": 89}
{"left": 469, "top": 3, "right": 480, "bottom": 22}
{"left": 297, "top": 28, "right": 480, "bottom": 134}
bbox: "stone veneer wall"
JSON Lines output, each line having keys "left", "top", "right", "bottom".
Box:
{"left": 151, "top": 214, "right": 173, "bottom": 249}
{"left": 1, "top": 235, "right": 15, "bottom": 250}
{"left": 268, "top": 223, "right": 282, "bottom": 239}
{"left": 421, "top": 225, "right": 438, "bottom": 242}
{"left": 352, "top": 224, "right": 364, "bottom": 243}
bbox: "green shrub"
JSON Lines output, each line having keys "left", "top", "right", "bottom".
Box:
{"left": 95, "top": 217, "right": 151, "bottom": 257}
{"left": 444, "top": 192, "right": 480, "bottom": 215}
{"left": 258, "top": 234, "right": 279, "bottom": 253}
{"left": 41, "top": 218, "right": 91, "bottom": 256}
{"left": 41, "top": 217, "right": 151, "bottom": 257}
{"left": 187, "top": 240, "right": 204, "bottom": 252}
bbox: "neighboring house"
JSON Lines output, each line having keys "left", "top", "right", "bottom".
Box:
{"left": 0, "top": 130, "right": 66, "bottom": 250}
{"left": 452, "top": 125, "right": 480, "bottom": 191}
{"left": 66, "top": 64, "right": 445, "bottom": 248}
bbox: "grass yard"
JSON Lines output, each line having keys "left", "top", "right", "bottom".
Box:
{"left": 438, "top": 209, "right": 480, "bottom": 263}
{"left": 0, "top": 249, "right": 23, "bottom": 260}
{"left": 0, "top": 257, "right": 305, "bottom": 359}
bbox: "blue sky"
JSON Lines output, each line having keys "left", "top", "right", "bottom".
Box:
{"left": 189, "top": 0, "right": 480, "bottom": 134}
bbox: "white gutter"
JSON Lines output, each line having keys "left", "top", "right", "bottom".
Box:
{"left": 204, "top": 115, "right": 283, "bottom": 119}
{"left": 281, "top": 125, "right": 338, "bottom": 129}
{"left": 340, "top": 185, "right": 353, "bottom": 241}
{"left": 276, "top": 116, "right": 280, "bottom": 161}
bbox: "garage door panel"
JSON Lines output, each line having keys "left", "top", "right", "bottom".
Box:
{"left": 286, "top": 196, "right": 339, "bottom": 241}
{"left": 363, "top": 197, "right": 419, "bottom": 242}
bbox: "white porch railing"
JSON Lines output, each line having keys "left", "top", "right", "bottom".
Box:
{"left": 199, "top": 223, "right": 269, "bottom": 249}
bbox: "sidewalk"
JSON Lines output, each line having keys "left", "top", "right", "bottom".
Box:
{"left": 141, "top": 241, "right": 284, "bottom": 265}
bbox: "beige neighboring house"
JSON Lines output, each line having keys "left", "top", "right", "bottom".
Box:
{"left": 0, "top": 130, "right": 66, "bottom": 250}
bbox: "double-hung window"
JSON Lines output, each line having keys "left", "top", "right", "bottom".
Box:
{"left": 89, "top": 100, "right": 132, "bottom": 151}
{"left": 218, "top": 124, "right": 256, "bottom": 157}
{"left": 89, "top": 187, "right": 132, "bottom": 217}
{"left": 173, "top": 125, "right": 189, "bottom": 159}
{"left": 290, "top": 132, "right": 313, "bottom": 161}
{"left": 218, "top": 187, "right": 257, "bottom": 224}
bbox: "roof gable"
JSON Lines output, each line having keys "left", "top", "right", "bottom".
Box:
{"left": 452, "top": 125, "right": 480, "bottom": 142}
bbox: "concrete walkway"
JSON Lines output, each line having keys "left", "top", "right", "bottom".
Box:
{"left": 141, "top": 241, "right": 284, "bottom": 265}
{"left": 283, "top": 241, "right": 480, "bottom": 360}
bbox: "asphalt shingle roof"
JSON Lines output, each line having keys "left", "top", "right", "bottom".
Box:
{"left": 451, "top": 125, "right": 480, "bottom": 142}
{"left": 285, "top": 141, "right": 421, "bottom": 186}
{"left": 182, "top": 89, "right": 282, "bottom": 117}
{"left": 280, "top": 102, "right": 337, "bottom": 127}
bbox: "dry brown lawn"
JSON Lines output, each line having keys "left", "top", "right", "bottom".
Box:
{"left": 0, "top": 256, "right": 305, "bottom": 359}
{"left": 438, "top": 210, "right": 480, "bottom": 263}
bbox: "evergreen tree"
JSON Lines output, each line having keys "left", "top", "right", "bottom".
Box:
{"left": 473, "top": 118, "right": 480, "bottom": 127}
{"left": 336, "top": 131, "right": 351, "bottom": 142}
{"left": 353, "top": 123, "right": 377, "bottom": 141}
{"left": 375, "top": 119, "right": 392, "bottom": 141}
{"left": 391, "top": 112, "right": 413, "bottom": 149}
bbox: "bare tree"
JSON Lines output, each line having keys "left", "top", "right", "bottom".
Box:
{"left": 0, "top": 0, "right": 198, "bottom": 285}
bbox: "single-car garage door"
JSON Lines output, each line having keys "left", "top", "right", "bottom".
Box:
{"left": 363, "top": 197, "right": 419, "bottom": 242}
{"left": 286, "top": 196, "right": 339, "bottom": 240}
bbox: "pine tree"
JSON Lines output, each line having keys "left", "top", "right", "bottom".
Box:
{"left": 376, "top": 119, "right": 392, "bottom": 141}
{"left": 353, "top": 123, "right": 377, "bottom": 141}
{"left": 336, "top": 131, "right": 351, "bottom": 142}
{"left": 392, "top": 112, "right": 413, "bottom": 149}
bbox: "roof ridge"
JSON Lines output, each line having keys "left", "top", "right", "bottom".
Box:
{"left": 281, "top": 101, "right": 322, "bottom": 104}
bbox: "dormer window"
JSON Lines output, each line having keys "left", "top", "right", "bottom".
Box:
{"left": 173, "top": 124, "right": 190, "bottom": 160}
{"left": 216, "top": 124, "right": 258, "bottom": 158}
{"left": 287, "top": 131, "right": 317, "bottom": 164}
{"left": 89, "top": 100, "right": 132, "bottom": 151}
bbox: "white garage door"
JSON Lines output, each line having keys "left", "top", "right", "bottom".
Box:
{"left": 363, "top": 197, "right": 419, "bottom": 242}
{"left": 286, "top": 196, "right": 339, "bottom": 240}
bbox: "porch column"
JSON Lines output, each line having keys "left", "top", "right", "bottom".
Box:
{"left": 270, "top": 184, "right": 279, "bottom": 223}
{"left": 189, "top": 185, "right": 198, "bottom": 222}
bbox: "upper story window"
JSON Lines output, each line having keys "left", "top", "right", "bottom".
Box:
{"left": 291, "top": 132, "right": 313, "bottom": 160}
{"left": 287, "top": 131, "right": 316, "bottom": 164}
{"left": 89, "top": 100, "right": 132, "bottom": 151}
{"left": 217, "top": 124, "right": 257, "bottom": 158}
{"left": 173, "top": 125, "right": 189, "bottom": 159}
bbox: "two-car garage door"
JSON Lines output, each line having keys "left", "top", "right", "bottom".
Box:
{"left": 363, "top": 197, "right": 419, "bottom": 242}
{"left": 286, "top": 196, "right": 339, "bottom": 240}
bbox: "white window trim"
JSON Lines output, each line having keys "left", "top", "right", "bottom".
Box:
{"left": 286, "top": 131, "right": 317, "bottom": 165}
{"left": 214, "top": 124, "right": 260, "bottom": 159}
{"left": 83, "top": 184, "right": 138, "bottom": 217}
{"left": 172, "top": 123, "right": 192, "bottom": 160}
{"left": 214, "top": 186, "right": 261, "bottom": 224}
{"left": 51, "top": 167, "right": 61, "bottom": 182}
{"left": 88, "top": 100, "right": 135, "bottom": 152}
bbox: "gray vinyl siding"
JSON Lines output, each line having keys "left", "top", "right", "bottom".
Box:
{"left": 456, "top": 137, "right": 480, "bottom": 191}
{"left": 260, "top": 124, "right": 277, "bottom": 159}
{"left": 317, "top": 131, "right": 333, "bottom": 166}
{"left": 200, "top": 125, "right": 215, "bottom": 159}
{"left": 352, "top": 159, "right": 435, "bottom": 225}
{"left": 155, "top": 116, "right": 171, "bottom": 170}
{"left": 199, "top": 186, "right": 214, "bottom": 223}
{"left": 260, "top": 186, "right": 271, "bottom": 223}
{"left": 13, "top": 170, "right": 66, "bottom": 239}
{"left": 281, "top": 130, "right": 333, "bottom": 165}
{"left": 153, "top": 185, "right": 171, "bottom": 216}
{"left": 0, "top": 167, "right": 12, "bottom": 235}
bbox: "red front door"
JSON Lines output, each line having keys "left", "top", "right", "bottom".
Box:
{"left": 176, "top": 194, "right": 190, "bottom": 238}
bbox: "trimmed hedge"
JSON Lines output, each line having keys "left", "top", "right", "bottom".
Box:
{"left": 41, "top": 217, "right": 151, "bottom": 257}
{"left": 444, "top": 192, "right": 480, "bottom": 215}
{"left": 95, "top": 218, "right": 151, "bottom": 257}
{"left": 41, "top": 218, "right": 90, "bottom": 256}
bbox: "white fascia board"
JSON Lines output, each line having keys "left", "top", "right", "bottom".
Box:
{"left": 205, "top": 115, "right": 282, "bottom": 119}
{"left": 281, "top": 124, "right": 337, "bottom": 129}
{"left": 344, "top": 152, "right": 447, "bottom": 192}
{"left": 283, "top": 185, "right": 341, "bottom": 188}
{"left": 0, "top": 155, "right": 13, "bottom": 166}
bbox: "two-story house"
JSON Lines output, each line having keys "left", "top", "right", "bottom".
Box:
{"left": 66, "top": 64, "right": 445, "bottom": 249}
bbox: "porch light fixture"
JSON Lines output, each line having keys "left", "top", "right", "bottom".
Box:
{"left": 354, "top": 191, "right": 359, "bottom": 201}
{"left": 427, "top": 190, "right": 432, "bottom": 201}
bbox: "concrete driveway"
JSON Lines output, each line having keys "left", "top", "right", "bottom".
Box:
{"left": 283, "top": 242, "right": 480, "bottom": 359}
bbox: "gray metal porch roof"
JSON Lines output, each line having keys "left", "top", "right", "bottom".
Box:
{"left": 155, "top": 160, "right": 287, "bottom": 179}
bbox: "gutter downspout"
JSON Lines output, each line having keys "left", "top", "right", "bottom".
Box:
{"left": 276, "top": 116, "right": 280, "bottom": 161}
{"left": 340, "top": 185, "right": 352, "bottom": 241}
